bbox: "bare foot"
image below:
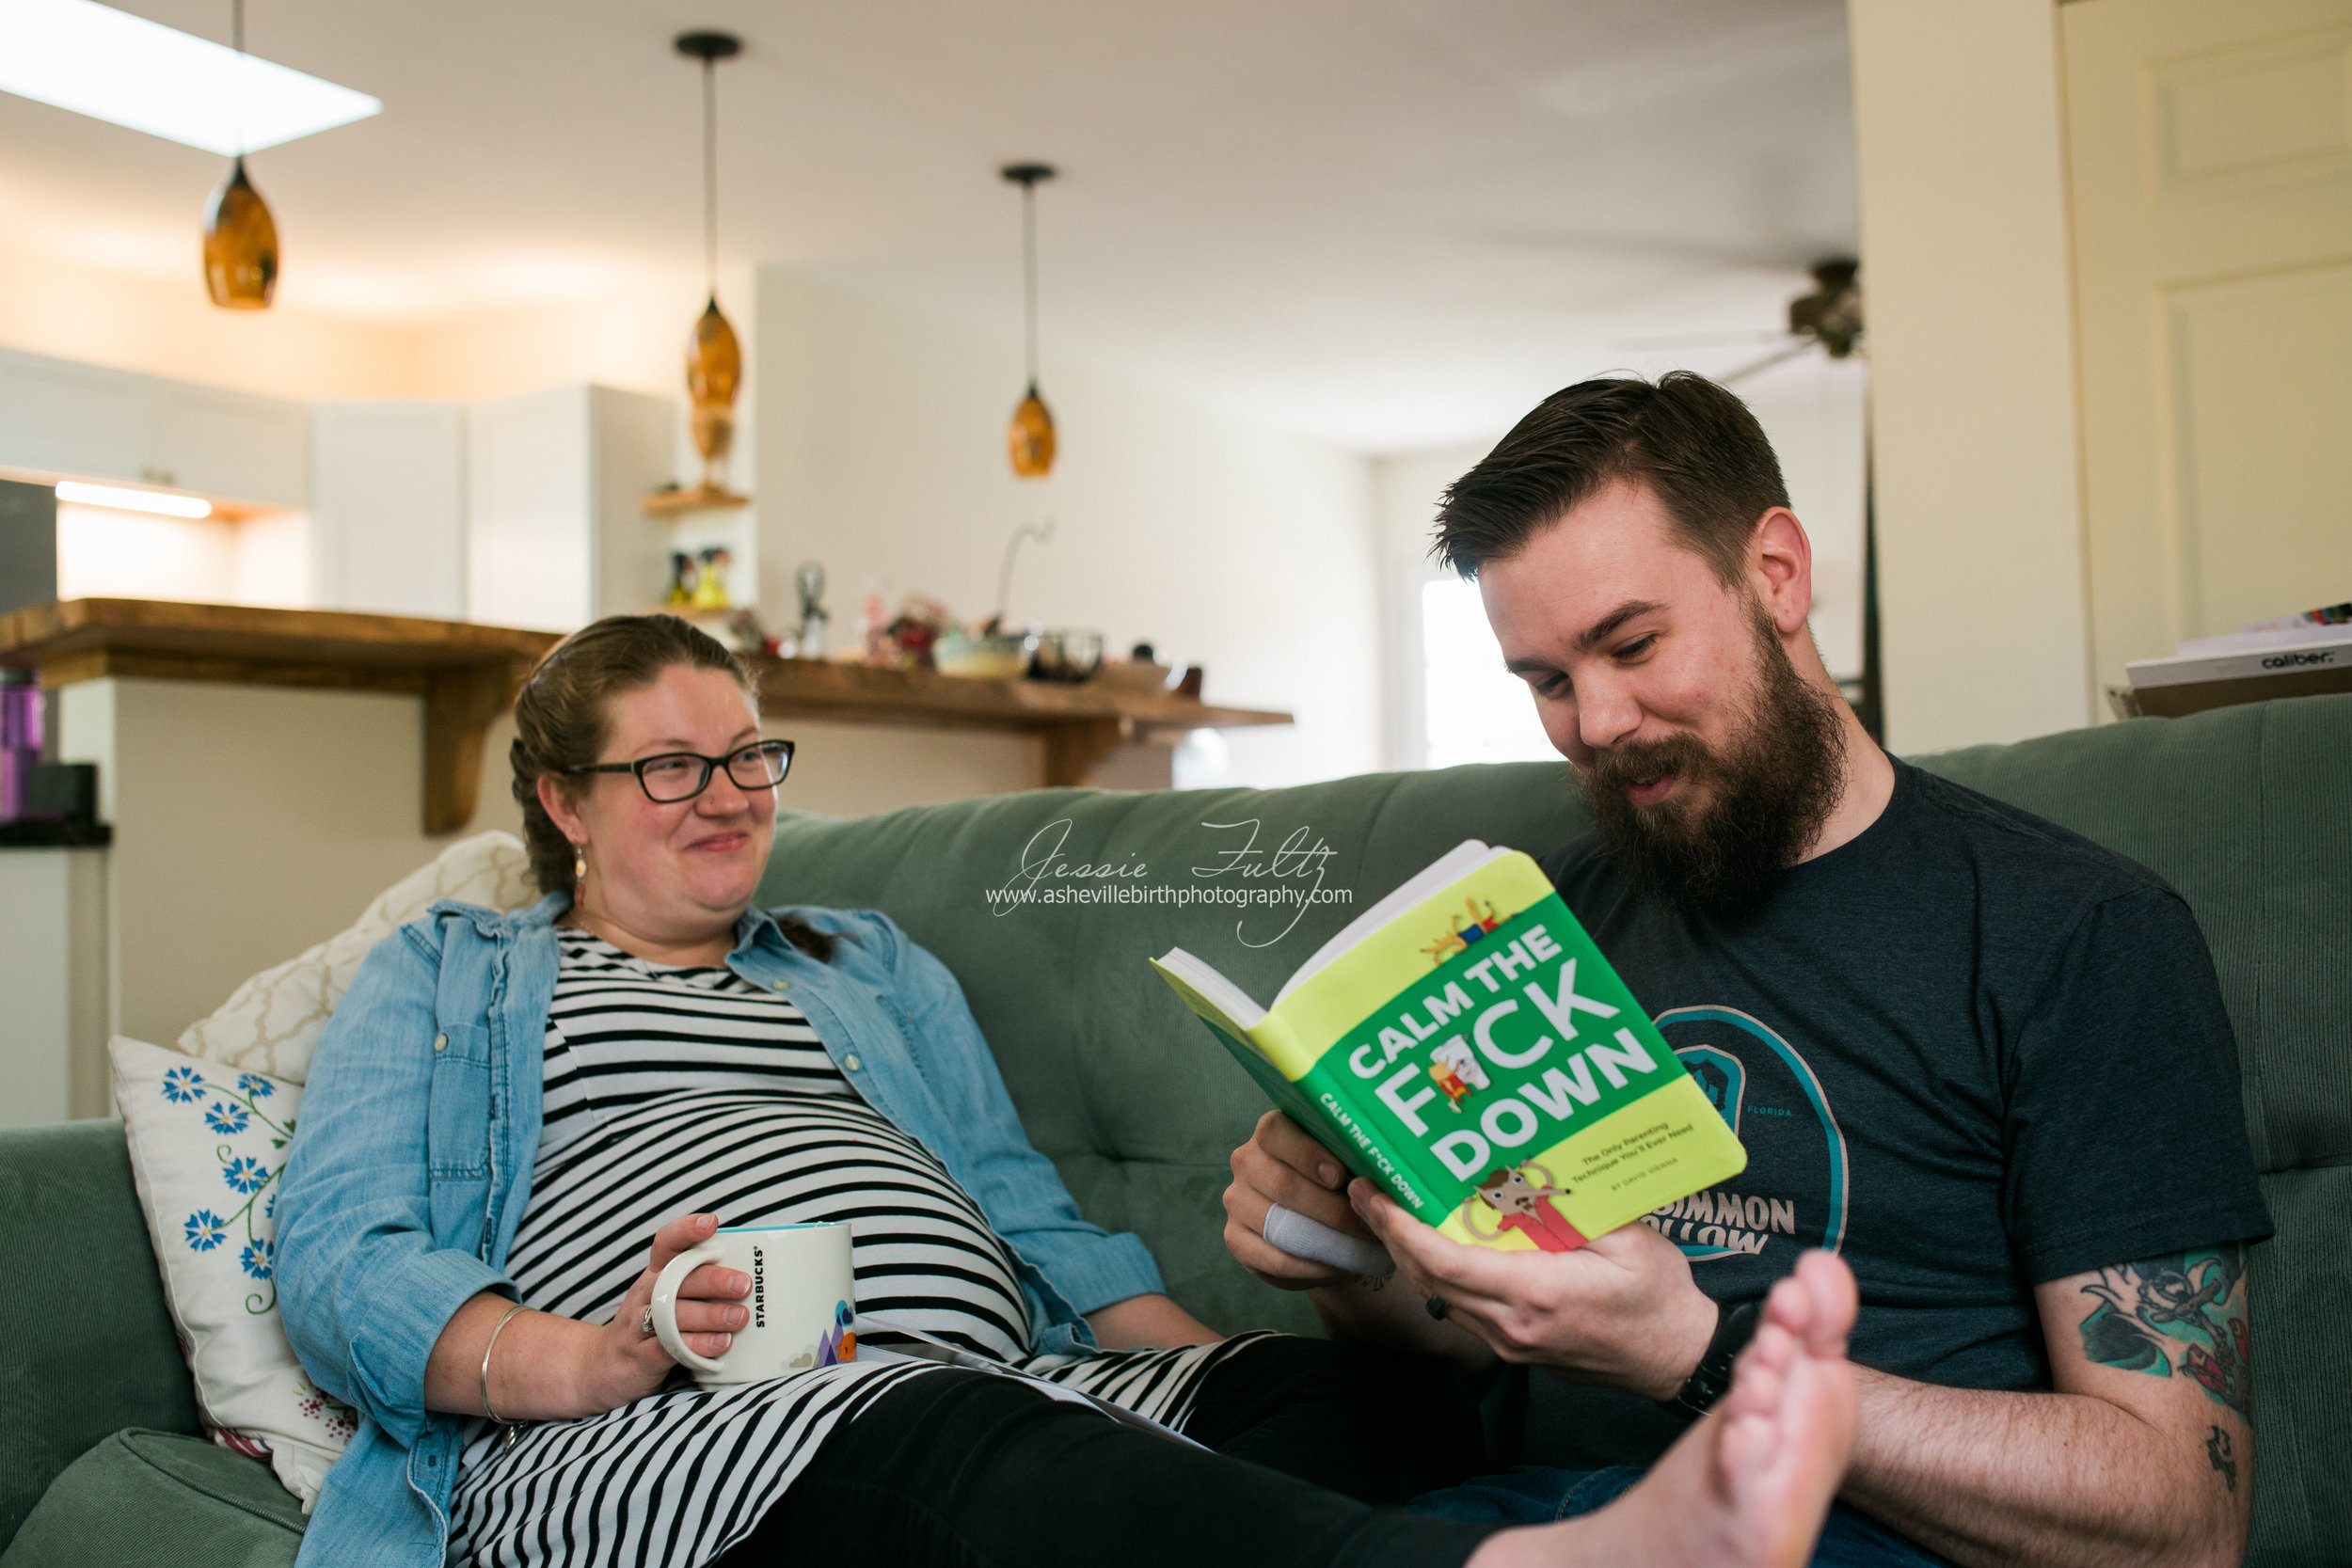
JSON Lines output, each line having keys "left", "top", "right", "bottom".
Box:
{"left": 1470, "top": 1250, "right": 1860, "bottom": 1568}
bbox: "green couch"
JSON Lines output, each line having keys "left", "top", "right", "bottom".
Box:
{"left": 5, "top": 696, "right": 2344, "bottom": 1565}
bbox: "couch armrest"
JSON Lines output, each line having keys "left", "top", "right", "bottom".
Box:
{"left": 0, "top": 1119, "right": 200, "bottom": 1551}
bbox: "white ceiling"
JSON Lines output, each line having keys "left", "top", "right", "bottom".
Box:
{"left": 0, "top": 0, "right": 1859, "bottom": 451}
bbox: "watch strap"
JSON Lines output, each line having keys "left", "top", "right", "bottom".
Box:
{"left": 1663, "top": 1298, "right": 1761, "bottom": 1419}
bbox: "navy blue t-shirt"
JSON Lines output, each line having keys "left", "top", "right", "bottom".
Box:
{"left": 1521, "top": 758, "right": 2272, "bottom": 1466}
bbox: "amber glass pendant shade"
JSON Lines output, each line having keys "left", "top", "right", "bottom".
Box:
{"left": 1009, "top": 384, "right": 1057, "bottom": 479}
{"left": 202, "top": 156, "right": 278, "bottom": 309}
{"left": 687, "top": 295, "right": 741, "bottom": 471}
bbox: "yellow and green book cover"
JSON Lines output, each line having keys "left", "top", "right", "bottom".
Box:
{"left": 1153, "top": 841, "right": 1745, "bottom": 1254}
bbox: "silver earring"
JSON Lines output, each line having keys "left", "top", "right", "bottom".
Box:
{"left": 573, "top": 845, "right": 588, "bottom": 884}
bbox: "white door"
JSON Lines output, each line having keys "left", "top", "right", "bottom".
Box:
{"left": 2065, "top": 0, "right": 2352, "bottom": 691}
{"left": 310, "top": 402, "right": 468, "bottom": 619}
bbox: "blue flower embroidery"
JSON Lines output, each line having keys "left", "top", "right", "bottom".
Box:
{"left": 162, "top": 1066, "right": 205, "bottom": 1102}
{"left": 184, "top": 1211, "right": 228, "bottom": 1251}
{"left": 241, "top": 1238, "right": 276, "bottom": 1280}
{"left": 238, "top": 1073, "right": 275, "bottom": 1100}
{"left": 264, "top": 1191, "right": 278, "bottom": 1220}
{"left": 222, "top": 1156, "right": 270, "bottom": 1194}
{"left": 204, "top": 1101, "right": 251, "bottom": 1134}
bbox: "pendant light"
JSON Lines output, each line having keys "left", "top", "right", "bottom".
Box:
{"left": 1002, "top": 163, "right": 1057, "bottom": 479}
{"left": 202, "top": 0, "right": 278, "bottom": 309}
{"left": 653, "top": 29, "right": 748, "bottom": 514}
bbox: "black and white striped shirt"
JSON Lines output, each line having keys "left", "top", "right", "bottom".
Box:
{"left": 448, "top": 927, "right": 1258, "bottom": 1568}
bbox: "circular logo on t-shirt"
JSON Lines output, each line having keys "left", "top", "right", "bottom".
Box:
{"left": 1652, "top": 1006, "right": 1849, "bottom": 1275}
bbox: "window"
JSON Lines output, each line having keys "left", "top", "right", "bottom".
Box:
{"left": 1421, "top": 578, "right": 1560, "bottom": 769}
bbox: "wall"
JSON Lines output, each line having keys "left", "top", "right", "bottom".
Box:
{"left": 755, "top": 272, "right": 1382, "bottom": 790}
{"left": 52, "top": 679, "right": 528, "bottom": 1048}
{"left": 1846, "top": 0, "right": 2093, "bottom": 751}
{"left": 0, "top": 245, "right": 418, "bottom": 402}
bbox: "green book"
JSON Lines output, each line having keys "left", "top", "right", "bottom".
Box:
{"left": 1153, "top": 841, "right": 1745, "bottom": 1254}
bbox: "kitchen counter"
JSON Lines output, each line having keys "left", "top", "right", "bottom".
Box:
{"left": 0, "top": 600, "right": 1293, "bottom": 832}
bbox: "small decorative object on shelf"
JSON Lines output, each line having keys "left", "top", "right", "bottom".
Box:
{"left": 1095, "top": 650, "right": 1185, "bottom": 699}
{"left": 1028, "top": 628, "right": 1104, "bottom": 684}
{"left": 725, "top": 608, "right": 783, "bottom": 657}
{"left": 691, "top": 547, "right": 733, "bottom": 610}
{"left": 794, "top": 562, "right": 829, "bottom": 660}
{"left": 664, "top": 551, "right": 701, "bottom": 607}
{"left": 866, "top": 594, "right": 952, "bottom": 671}
{"left": 935, "top": 625, "right": 1036, "bottom": 680}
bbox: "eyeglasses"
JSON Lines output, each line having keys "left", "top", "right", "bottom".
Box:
{"left": 565, "top": 739, "right": 795, "bottom": 803}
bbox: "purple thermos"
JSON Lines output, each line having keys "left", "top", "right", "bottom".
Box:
{"left": 0, "top": 675, "right": 41, "bottom": 821}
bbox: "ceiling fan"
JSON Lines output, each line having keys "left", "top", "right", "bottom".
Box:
{"left": 1613, "top": 258, "right": 1863, "bottom": 387}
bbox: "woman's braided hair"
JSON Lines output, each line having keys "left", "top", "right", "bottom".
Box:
{"left": 509, "top": 613, "right": 834, "bottom": 961}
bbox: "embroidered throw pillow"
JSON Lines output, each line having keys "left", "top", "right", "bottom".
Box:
{"left": 112, "top": 1035, "right": 356, "bottom": 1509}
{"left": 177, "top": 829, "right": 538, "bottom": 1084}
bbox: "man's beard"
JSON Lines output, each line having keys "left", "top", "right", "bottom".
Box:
{"left": 1579, "top": 611, "right": 1849, "bottom": 920}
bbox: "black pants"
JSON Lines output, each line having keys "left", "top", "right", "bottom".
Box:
{"left": 718, "top": 1337, "right": 1504, "bottom": 1567}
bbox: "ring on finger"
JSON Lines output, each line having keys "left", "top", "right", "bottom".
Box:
{"left": 639, "top": 1305, "right": 655, "bottom": 1336}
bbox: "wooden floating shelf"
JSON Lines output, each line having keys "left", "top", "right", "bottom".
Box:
{"left": 0, "top": 600, "right": 1293, "bottom": 831}
{"left": 644, "top": 483, "right": 750, "bottom": 516}
{"left": 743, "top": 654, "right": 1292, "bottom": 787}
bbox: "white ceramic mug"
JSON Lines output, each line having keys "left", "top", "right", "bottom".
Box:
{"left": 649, "top": 1221, "right": 857, "bottom": 1386}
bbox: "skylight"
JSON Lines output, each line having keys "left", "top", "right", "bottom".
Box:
{"left": 0, "top": 0, "right": 380, "bottom": 156}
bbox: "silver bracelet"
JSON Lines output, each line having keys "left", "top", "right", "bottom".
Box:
{"left": 480, "top": 1301, "right": 530, "bottom": 1425}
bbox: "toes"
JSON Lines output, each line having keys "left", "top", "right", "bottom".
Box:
{"left": 1795, "top": 1251, "right": 1859, "bottom": 1354}
{"left": 1717, "top": 1323, "right": 1791, "bottom": 1423}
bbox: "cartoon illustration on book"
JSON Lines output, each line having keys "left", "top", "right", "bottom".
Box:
{"left": 817, "top": 1299, "right": 857, "bottom": 1367}
{"left": 1462, "top": 1162, "right": 1588, "bottom": 1253}
{"left": 1427, "top": 1037, "right": 1491, "bottom": 1109}
{"left": 1421, "top": 897, "right": 1504, "bottom": 963}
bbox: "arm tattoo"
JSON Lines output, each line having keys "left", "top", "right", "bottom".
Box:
{"left": 2205, "top": 1426, "right": 2237, "bottom": 1492}
{"left": 2076, "top": 1243, "right": 2251, "bottom": 1419}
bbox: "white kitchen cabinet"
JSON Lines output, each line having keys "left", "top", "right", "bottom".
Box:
{"left": 310, "top": 402, "right": 468, "bottom": 619}
{"left": 150, "top": 378, "right": 309, "bottom": 507}
{"left": 467, "top": 385, "right": 673, "bottom": 632}
{"left": 0, "top": 348, "right": 149, "bottom": 485}
{"left": 0, "top": 346, "right": 307, "bottom": 508}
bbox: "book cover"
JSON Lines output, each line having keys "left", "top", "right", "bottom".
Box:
{"left": 1154, "top": 845, "right": 1745, "bottom": 1254}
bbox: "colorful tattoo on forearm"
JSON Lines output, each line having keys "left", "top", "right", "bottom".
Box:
{"left": 2077, "top": 1243, "right": 2251, "bottom": 1418}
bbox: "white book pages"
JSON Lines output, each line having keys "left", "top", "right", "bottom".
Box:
{"left": 1152, "top": 946, "right": 1267, "bottom": 1034}
{"left": 1272, "top": 839, "right": 1502, "bottom": 1006}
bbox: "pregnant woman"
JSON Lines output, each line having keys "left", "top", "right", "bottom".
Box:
{"left": 278, "top": 613, "right": 1859, "bottom": 1568}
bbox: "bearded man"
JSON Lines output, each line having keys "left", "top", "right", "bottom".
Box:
{"left": 1223, "top": 374, "right": 2272, "bottom": 1568}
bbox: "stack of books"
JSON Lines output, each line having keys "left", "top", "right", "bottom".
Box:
{"left": 2113, "top": 602, "right": 2352, "bottom": 719}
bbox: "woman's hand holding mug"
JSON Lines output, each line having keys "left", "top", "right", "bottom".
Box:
{"left": 580, "top": 1212, "right": 751, "bottom": 1410}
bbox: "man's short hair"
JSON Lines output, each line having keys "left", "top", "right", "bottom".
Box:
{"left": 1433, "top": 372, "right": 1790, "bottom": 584}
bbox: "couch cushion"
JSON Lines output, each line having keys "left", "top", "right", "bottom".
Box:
{"left": 0, "top": 1430, "right": 301, "bottom": 1568}
{"left": 0, "top": 1120, "right": 199, "bottom": 1551}
{"left": 1912, "top": 692, "right": 2351, "bottom": 1176}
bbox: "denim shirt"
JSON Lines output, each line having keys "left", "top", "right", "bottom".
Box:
{"left": 275, "top": 894, "right": 1162, "bottom": 1568}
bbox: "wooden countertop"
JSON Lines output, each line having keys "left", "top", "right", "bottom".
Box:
{"left": 0, "top": 600, "right": 1292, "bottom": 830}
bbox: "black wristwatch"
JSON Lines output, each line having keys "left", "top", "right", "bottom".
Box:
{"left": 1661, "top": 1298, "right": 1761, "bottom": 1419}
